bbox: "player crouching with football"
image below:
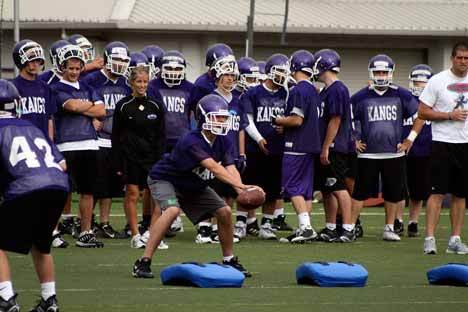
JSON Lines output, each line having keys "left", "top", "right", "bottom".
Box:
{"left": 132, "top": 94, "right": 263, "bottom": 278}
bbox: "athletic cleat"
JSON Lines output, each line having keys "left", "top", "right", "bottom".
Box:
{"left": 339, "top": 229, "right": 356, "bottom": 242}
{"left": 158, "top": 240, "right": 169, "bottom": 250}
{"left": 138, "top": 220, "right": 150, "bottom": 235}
{"left": 355, "top": 217, "right": 363, "bottom": 238}
{"left": 424, "top": 237, "right": 437, "bottom": 254}
{"left": 170, "top": 216, "right": 184, "bottom": 233}
{"left": 318, "top": 227, "right": 339, "bottom": 242}
{"left": 195, "top": 225, "right": 213, "bottom": 244}
{"left": 272, "top": 214, "right": 293, "bottom": 231}
{"left": 407, "top": 222, "right": 419, "bottom": 237}
{"left": 75, "top": 231, "right": 104, "bottom": 248}
{"left": 29, "top": 294, "right": 59, "bottom": 312}
{"left": 97, "top": 223, "right": 125, "bottom": 239}
{"left": 383, "top": 229, "right": 401, "bottom": 241}
{"left": 393, "top": 219, "right": 404, "bottom": 235}
{"left": 133, "top": 257, "right": 154, "bottom": 278}
{"left": 51, "top": 233, "right": 69, "bottom": 248}
{"left": 287, "top": 227, "right": 317, "bottom": 243}
{"left": 223, "top": 256, "right": 251, "bottom": 277}
{"left": 58, "top": 217, "right": 75, "bottom": 236}
{"left": 211, "top": 234, "right": 240, "bottom": 244}
{"left": 446, "top": 238, "right": 468, "bottom": 255}
{"left": 0, "top": 293, "right": 20, "bottom": 312}
{"left": 234, "top": 221, "right": 247, "bottom": 239}
{"left": 246, "top": 220, "right": 260, "bottom": 236}
{"left": 131, "top": 234, "right": 146, "bottom": 249}
{"left": 259, "top": 221, "right": 277, "bottom": 240}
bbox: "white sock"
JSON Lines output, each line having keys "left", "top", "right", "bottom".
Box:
{"left": 343, "top": 224, "right": 354, "bottom": 231}
{"left": 425, "top": 236, "right": 435, "bottom": 241}
{"left": 274, "top": 208, "right": 284, "bottom": 218}
{"left": 449, "top": 235, "right": 461, "bottom": 244}
{"left": 212, "top": 224, "right": 218, "bottom": 232}
{"left": 198, "top": 222, "right": 212, "bottom": 227}
{"left": 236, "top": 211, "right": 248, "bottom": 218}
{"left": 326, "top": 223, "right": 336, "bottom": 230}
{"left": 62, "top": 214, "right": 73, "bottom": 219}
{"left": 408, "top": 220, "right": 418, "bottom": 225}
{"left": 223, "top": 255, "right": 234, "bottom": 262}
{"left": 298, "top": 212, "right": 311, "bottom": 229}
{"left": 41, "top": 282, "right": 56, "bottom": 301}
{"left": 0, "top": 281, "right": 14, "bottom": 301}
{"left": 52, "top": 230, "right": 60, "bottom": 236}
{"left": 385, "top": 224, "right": 394, "bottom": 232}
{"left": 247, "top": 217, "right": 257, "bottom": 225}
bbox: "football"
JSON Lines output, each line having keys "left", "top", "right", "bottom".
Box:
{"left": 237, "top": 187, "right": 265, "bottom": 210}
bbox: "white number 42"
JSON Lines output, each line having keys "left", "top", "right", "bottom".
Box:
{"left": 9, "top": 136, "right": 62, "bottom": 170}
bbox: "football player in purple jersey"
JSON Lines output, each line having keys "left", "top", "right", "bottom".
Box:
{"left": 132, "top": 94, "right": 262, "bottom": 278}
{"left": 82, "top": 41, "right": 132, "bottom": 239}
{"left": 350, "top": 54, "right": 424, "bottom": 242}
{"left": 273, "top": 50, "right": 321, "bottom": 243}
{"left": 67, "top": 34, "right": 104, "bottom": 79}
{"left": 0, "top": 79, "right": 69, "bottom": 312}
{"left": 142, "top": 45, "right": 165, "bottom": 81}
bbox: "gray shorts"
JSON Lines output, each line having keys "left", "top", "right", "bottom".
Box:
{"left": 147, "top": 177, "right": 227, "bottom": 224}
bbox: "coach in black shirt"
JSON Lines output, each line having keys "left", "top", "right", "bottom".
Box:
{"left": 112, "top": 66, "right": 165, "bottom": 248}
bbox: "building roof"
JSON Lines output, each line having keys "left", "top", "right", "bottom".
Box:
{"left": 2, "top": 0, "right": 468, "bottom": 36}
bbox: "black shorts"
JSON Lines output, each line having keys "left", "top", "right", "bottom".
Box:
{"left": 430, "top": 142, "right": 468, "bottom": 198}
{"left": 62, "top": 150, "right": 98, "bottom": 194}
{"left": 346, "top": 152, "right": 358, "bottom": 179}
{"left": 244, "top": 152, "right": 282, "bottom": 202}
{"left": 94, "top": 148, "right": 125, "bottom": 199}
{"left": 123, "top": 160, "right": 150, "bottom": 189}
{"left": 406, "top": 155, "right": 431, "bottom": 201}
{"left": 0, "top": 190, "right": 68, "bottom": 254}
{"left": 148, "top": 179, "right": 227, "bottom": 225}
{"left": 352, "top": 156, "right": 407, "bottom": 203}
{"left": 314, "top": 151, "right": 351, "bottom": 193}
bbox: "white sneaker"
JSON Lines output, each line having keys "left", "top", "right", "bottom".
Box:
{"left": 157, "top": 240, "right": 169, "bottom": 250}
{"left": 234, "top": 221, "right": 247, "bottom": 239}
{"left": 52, "top": 233, "right": 69, "bottom": 248}
{"left": 195, "top": 233, "right": 213, "bottom": 244}
{"left": 424, "top": 237, "right": 437, "bottom": 254}
{"left": 131, "top": 234, "right": 146, "bottom": 249}
{"left": 141, "top": 230, "right": 150, "bottom": 244}
{"left": 446, "top": 237, "right": 468, "bottom": 254}
{"left": 259, "top": 222, "right": 277, "bottom": 240}
{"left": 170, "top": 216, "right": 184, "bottom": 232}
{"left": 383, "top": 229, "right": 401, "bottom": 241}
{"left": 211, "top": 234, "right": 240, "bottom": 244}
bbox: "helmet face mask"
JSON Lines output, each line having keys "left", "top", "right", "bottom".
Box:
{"left": 104, "top": 43, "right": 130, "bottom": 76}
{"left": 161, "top": 63, "right": 185, "bottom": 86}
{"left": 200, "top": 108, "right": 232, "bottom": 136}
{"left": 19, "top": 42, "right": 45, "bottom": 67}
{"left": 213, "top": 55, "right": 238, "bottom": 78}
{"left": 57, "top": 45, "right": 85, "bottom": 71}
{"left": 408, "top": 65, "right": 432, "bottom": 96}
{"left": 68, "top": 35, "right": 94, "bottom": 63}
{"left": 269, "top": 65, "right": 290, "bottom": 87}
{"left": 368, "top": 55, "right": 395, "bottom": 89}
{"left": 239, "top": 73, "right": 259, "bottom": 91}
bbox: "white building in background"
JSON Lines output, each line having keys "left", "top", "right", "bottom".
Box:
{"left": 1, "top": 0, "right": 467, "bottom": 92}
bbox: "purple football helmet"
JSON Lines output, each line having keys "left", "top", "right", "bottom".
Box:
{"left": 49, "top": 40, "right": 70, "bottom": 72}
{"left": 57, "top": 44, "right": 85, "bottom": 69}
{"left": 196, "top": 94, "right": 231, "bottom": 136}
{"left": 161, "top": 50, "right": 186, "bottom": 87}
{"left": 68, "top": 34, "right": 94, "bottom": 63}
{"left": 0, "top": 79, "right": 21, "bottom": 116}
{"left": 313, "top": 49, "right": 341, "bottom": 77}
{"left": 409, "top": 64, "right": 433, "bottom": 96}
{"left": 205, "top": 43, "right": 234, "bottom": 69}
{"left": 142, "top": 45, "right": 165, "bottom": 79}
{"left": 12, "top": 39, "right": 45, "bottom": 70}
{"left": 126, "top": 52, "right": 150, "bottom": 78}
{"left": 368, "top": 54, "right": 395, "bottom": 88}
{"left": 290, "top": 50, "right": 315, "bottom": 77}
{"left": 103, "top": 41, "right": 130, "bottom": 76}
{"left": 256, "top": 60, "right": 267, "bottom": 81}
{"left": 265, "top": 54, "right": 290, "bottom": 87}
{"left": 237, "top": 57, "right": 260, "bottom": 91}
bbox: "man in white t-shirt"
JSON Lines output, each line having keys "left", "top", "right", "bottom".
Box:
{"left": 419, "top": 42, "right": 468, "bottom": 255}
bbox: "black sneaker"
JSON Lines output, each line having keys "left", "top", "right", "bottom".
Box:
{"left": 118, "top": 224, "right": 132, "bottom": 239}
{"left": 30, "top": 295, "right": 59, "bottom": 312}
{"left": 394, "top": 219, "right": 404, "bottom": 235}
{"left": 75, "top": 231, "right": 104, "bottom": 248}
{"left": 97, "top": 223, "right": 126, "bottom": 239}
{"left": 246, "top": 220, "right": 260, "bottom": 236}
{"left": 72, "top": 218, "right": 81, "bottom": 239}
{"left": 138, "top": 220, "right": 150, "bottom": 235}
{"left": 407, "top": 222, "right": 419, "bottom": 237}
{"left": 0, "top": 293, "right": 20, "bottom": 312}
{"left": 318, "top": 227, "right": 339, "bottom": 242}
{"left": 195, "top": 225, "right": 213, "bottom": 244}
{"left": 133, "top": 257, "right": 154, "bottom": 278}
{"left": 223, "top": 256, "right": 251, "bottom": 277}
{"left": 272, "top": 214, "right": 293, "bottom": 231}
{"left": 58, "top": 217, "right": 74, "bottom": 235}
{"left": 355, "top": 217, "right": 364, "bottom": 238}
{"left": 339, "top": 229, "right": 356, "bottom": 243}
{"left": 286, "top": 227, "right": 317, "bottom": 243}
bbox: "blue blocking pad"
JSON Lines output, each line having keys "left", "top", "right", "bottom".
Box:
{"left": 427, "top": 263, "right": 468, "bottom": 286}
{"left": 160, "top": 262, "right": 245, "bottom": 288}
{"left": 296, "top": 261, "right": 368, "bottom": 287}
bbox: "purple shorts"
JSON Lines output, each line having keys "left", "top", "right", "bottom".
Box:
{"left": 281, "top": 153, "right": 314, "bottom": 200}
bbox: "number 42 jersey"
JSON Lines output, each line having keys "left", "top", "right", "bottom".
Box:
{"left": 0, "top": 117, "right": 69, "bottom": 202}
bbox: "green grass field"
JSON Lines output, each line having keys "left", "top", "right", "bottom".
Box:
{"left": 10, "top": 200, "right": 468, "bottom": 312}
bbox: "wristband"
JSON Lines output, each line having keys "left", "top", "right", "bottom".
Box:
{"left": 407, "top": 130, "right": 418, "bottom": 142}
